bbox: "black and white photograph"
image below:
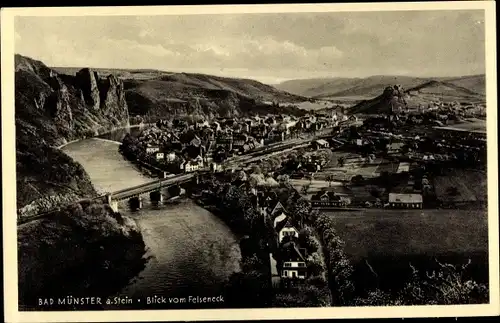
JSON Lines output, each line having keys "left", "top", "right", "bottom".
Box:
{"left": 2, "top": 1, "right": 499, "bottom": 322}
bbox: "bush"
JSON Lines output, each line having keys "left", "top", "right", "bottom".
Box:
{"left": 273, "top": 284, "right": 331, "bottom": 307}
{"left": 396, "top": 260, "right": 488, "bottom": 305}
{"left": 307, "top": 252, "right": 325, "bottom": 277}
{"left": 306, "top": 275, "right": 328, "bottom": 288}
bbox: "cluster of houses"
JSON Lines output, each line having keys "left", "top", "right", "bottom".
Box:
{"left": 253, "top": 190, "right": 308, "bottom": 286}
{"left": 347, "top": 115, "right": 485, "bottom": 163}
{"left": 137, "top": 112, "right": 345, "bottom": 173}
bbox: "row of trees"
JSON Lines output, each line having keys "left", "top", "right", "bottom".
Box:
{"left": 310, "top": 211, "right": 489, "bottom": 306}
{"left": 198, "top": 175, "right": 273, "bottom": 308}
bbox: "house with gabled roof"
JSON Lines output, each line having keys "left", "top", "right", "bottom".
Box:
{"left": 273, "top": 211, "right": 288, "bottom": 229}
{"left": 269, "top": 201, "right": 287, "bottom": 217}
{"left": 279, "top": 241, "right": 307, "bottom": 280}
{"left": 311, "top": 190, "right": 348, "bottom": 208}
{"left": 275, "top": 216, "right": 300, "bottom": 243}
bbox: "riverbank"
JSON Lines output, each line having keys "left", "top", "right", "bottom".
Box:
{"left": 18, "top": 200, "right": 147, "bottom": 310}
{"left": 17, "top": 129, "right": 152, "bottom": 311}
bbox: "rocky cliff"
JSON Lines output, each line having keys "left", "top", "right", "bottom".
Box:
{"left": 53, "top": 68, "right": 308, "bottom": 123}
{"left": 349, "top": 85, "right": 410, "bottom": 115}
{"left": 15, "top": 54, "right": 130, "bottom": 210}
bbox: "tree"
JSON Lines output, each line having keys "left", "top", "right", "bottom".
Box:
{"left": 289, "top": 197, "right": 311, "bottom": 227}
{"left": 248, "top": 175, "right": 260, "bottom": 188}
{"left": 307, "top": 252, "right": 326, "bottom": 277}
{"left": 250, "top": 164, "right": 262, "bottom": 175}
{"left": 224, "top": 271, "right": 269, "bottom": 308}
{"left": 370, "top": 187, "right": 381, "bottom": 198}
{"left": 396, "top": 259, "right": 488, "bottom": 305}
{"left": 277, "top": 174, "right": 290, "bottom": 185}
{"left": 313, "top": 213, "right": 355, "bottom": 306}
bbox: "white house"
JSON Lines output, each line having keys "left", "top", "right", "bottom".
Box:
{"left": 275, "top": 217, "right": 299, "bottom": 243}
{"left": 388, "top": 193, "right": 423, "bottom": 209}
{"left": 156, "top": 152, "right": 164, "bottom": 160}
{"left": 184, "top": 161, "right": 199, "bottom": 172}
{"left": 146, "top": 145, "right": 160, "bottom": 154}
{"left": 280, "top": 242, "right": 307, "bottom": 280}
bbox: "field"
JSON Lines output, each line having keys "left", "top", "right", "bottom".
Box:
{"left": 375, "top": 162, "right": 400, "bottom": 174}
{"left": 325, "top": 207, "right": 489, "bottom": 292}
{"left": 434, "top": 169, "right": 487, "bottom": 203}
{"left": 319, "top": 159, "right": 384, "bottom": 180}
{"left": 324, "top": 208, "right": 488, "bottom": 261}
{"left": 434, "top": 118, "right": 487, "bottom": 134}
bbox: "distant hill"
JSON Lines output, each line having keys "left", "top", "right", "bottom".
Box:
{"left": 275, "top": 74, "right": 486, "bottom": 101}
{"left": 444, "top": 74, "right": 486, "bottom": 95}
{"left": 53, "top": 67, "right": 308, "bottom": 121}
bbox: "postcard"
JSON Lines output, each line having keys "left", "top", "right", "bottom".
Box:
{"left": 2, "top": 1, "right": 499, "bottom": 322}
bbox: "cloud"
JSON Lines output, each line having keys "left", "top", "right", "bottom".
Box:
{"left": 179, "top": 36, "right": 343, "bottom": 71}
{"left": 108, "top": 38, "right": 179, "bottom": 58}
{"left": 138, "top": 29, "right": 151, "bottom": 38}
{"left": 13, "top": 11, "right": 485, "bottom": 78}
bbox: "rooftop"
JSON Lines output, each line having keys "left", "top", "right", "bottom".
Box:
{"left": 389, "top": 193, "right": 423, "bottom": 204}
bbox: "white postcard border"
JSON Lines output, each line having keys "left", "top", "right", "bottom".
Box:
{"left": 2, "top": 1, "right": 499, "bottom": 322}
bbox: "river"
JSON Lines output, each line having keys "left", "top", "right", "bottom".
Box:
{"left": 61, "top": 127, "right": 242, "bottom": 310}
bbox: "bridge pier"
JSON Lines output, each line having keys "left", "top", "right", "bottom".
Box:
{"left": 150, "top": 190, "right": 163, "bottom": 205}
{"left": 105, "top": 193, "right": 120, "bottom": 213}
{"left": 110, "top": 200, "right": 119, "bottom": 213}
{"left": 128, "top": 196, "right": 143, "bottom": 211}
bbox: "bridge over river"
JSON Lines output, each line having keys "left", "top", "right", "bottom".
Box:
{"left": 17, "top": 123, "right": 355, "bottom": 225}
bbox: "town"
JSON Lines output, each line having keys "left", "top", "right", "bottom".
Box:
{"left": 12, "top": 6, "right": 492, "bottom": 314}
{"left": 119, "top": 92, "right": 487, "bottom": 306}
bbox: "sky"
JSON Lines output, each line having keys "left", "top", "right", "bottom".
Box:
{"left": 15, "top": 10, "right": 485, "bottom": 84}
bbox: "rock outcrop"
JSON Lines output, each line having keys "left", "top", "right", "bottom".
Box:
{"left": 15, "top": 54, "right": 130, "bottom": 209}
{"left": 76, "top": 68, "right": 101, "bottom": 111}
{"left": 350, "top": 84, "right": 409, "bottom": 115}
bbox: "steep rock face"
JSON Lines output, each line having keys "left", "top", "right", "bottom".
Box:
{"left": 350, "top": 84, "right": 409, "bottom": 115}
{"left": 99, "top": 74, "right": 130, "bottom": 123}
{"left": 76, "top": 68, "right": 100, "bottom": 111}
{"left": 15, "top": 54, "right": 130, "bottom": 209}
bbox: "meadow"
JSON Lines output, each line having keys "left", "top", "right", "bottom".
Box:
{"left": 433, "top": 169, "right": 487, "bottom": 203}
